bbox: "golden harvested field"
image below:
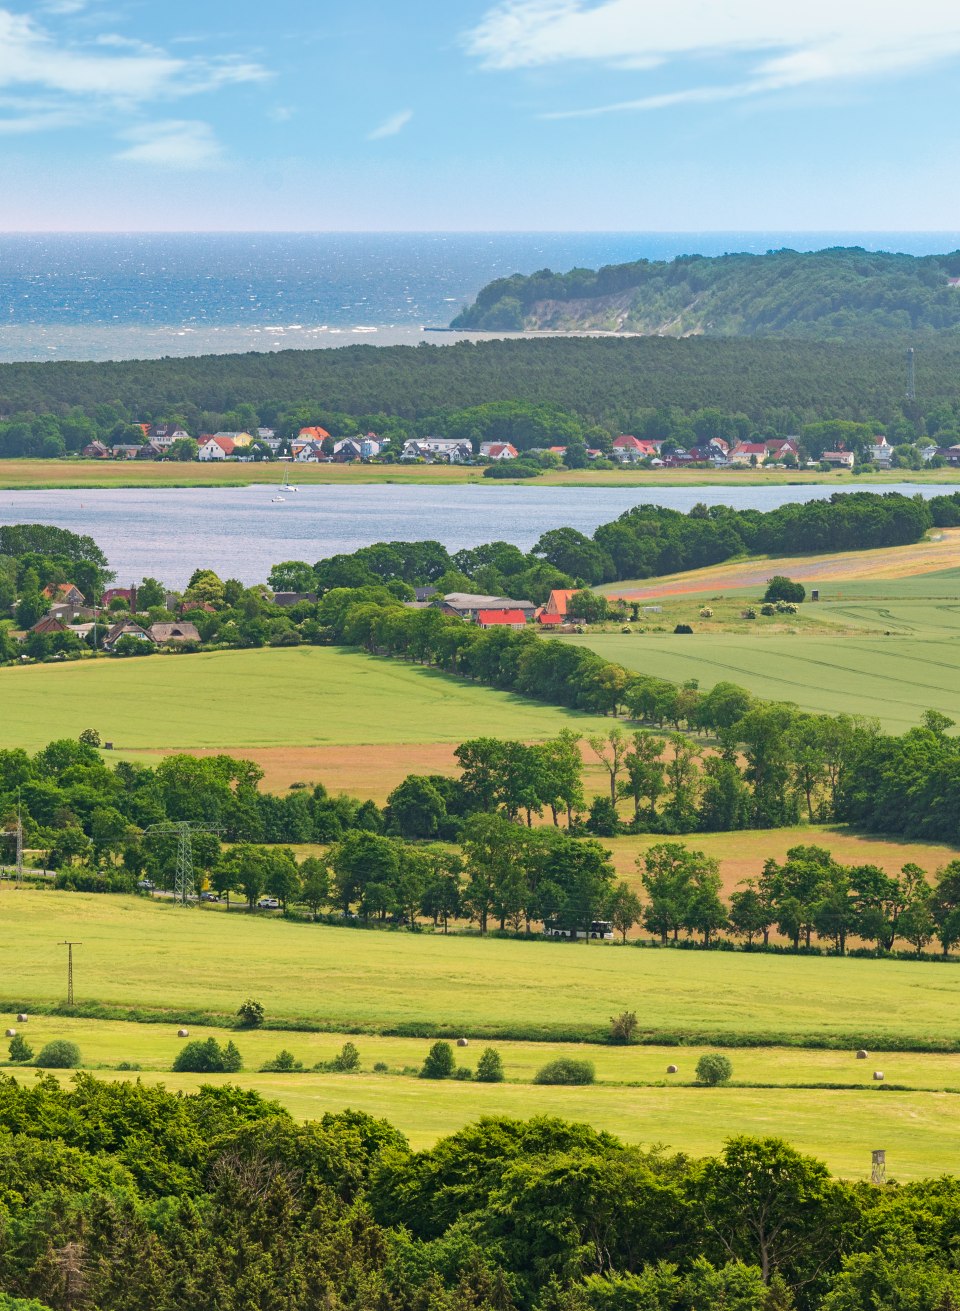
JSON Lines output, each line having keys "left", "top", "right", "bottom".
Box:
{"left": 604, "top": 529, "right": 960, "bottom": 599}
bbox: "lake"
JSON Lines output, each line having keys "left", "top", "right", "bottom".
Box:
{"left": 1, "top": 483, "right": 953, "bottom": 588}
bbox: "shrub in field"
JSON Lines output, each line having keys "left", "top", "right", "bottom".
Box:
{"left": 173, "top": 1038, "right": 242, "bottom": 1074}
{"left": 35, "top": 1040, "right": 81, "bottom": 1069}
{"left": 373, "top": 1061, "right": 388, "bottom": 1073}
{"left": 317, "top": 1041, "right": 361, "bottom": 1073}
{"left": 764, "top": 575, "right": 806, "bottom": 604}
{"left": 116, "top": 1061, "right": 141, "bottom": 1071}
{"left": 261, "top": 1049, "right": 303, "bottom": 1072}
{"left": 696, "top": 1052, "right": 733, "bottom": 1085}
{"left": 761, "top": 603, "right": 777, "bottom": 616}
{"left": 609, "top": 1010, "right": 639, "bottom": 1045}
{"left": 674, "top": 623, "right": 693, "bottom": 634}
{"left": 533, "top": 1057, "right": 595, "bottom": 1086}
{"left": 236, "top": 999, "right": 265, "bottom": 1028}
{"left": 8, "top": 1034, "right": 33, "bottom": 1063}
{"left": 454, "top": 1067, "right": 474, "bottom": 1080}
{"left": 476, "top": 1047, "right": 505, "bottom": 1082}
{"left": 419, "top": 1040, "right": 456, "bottom": 1080}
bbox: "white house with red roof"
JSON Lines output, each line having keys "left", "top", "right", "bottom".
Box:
{"left": 612, "top": 435, "right": 659, "bottom": 463}
{"left": 764, "top": 438, "right": 800, "bottom": 462}
{"left": 479, "top": 442, "right": 519, "bottom": 460}
{"left": 198, "top": 436, "right": 236, "bottom": 461}
{"left": 728, "top": 442, "right": 769, "bottom": 466}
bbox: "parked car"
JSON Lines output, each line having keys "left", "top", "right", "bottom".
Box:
{"left": 200, "top": 891, "right": 220, "bottom": 902}
{"left": 136, "top": 879, "right": 156, "bottom": 892}
{"left": 257, "top": 897, "right": 280, "bottom": 910}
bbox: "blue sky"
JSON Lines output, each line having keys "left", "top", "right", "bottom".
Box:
{"left": 3, "top": 0, "right": 960, "bottom": 230}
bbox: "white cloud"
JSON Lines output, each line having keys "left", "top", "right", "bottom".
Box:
{"left": 367, "top": 108, "right": 413, "bottom": 140}
{"left": 466, "top": 0, "right": 960, "bottom": 115}
{"left": 0, "top": 7, "right": 267, "bottom": 135}
{"left": 115, "top": 119, "right": 222, "bottom": 169}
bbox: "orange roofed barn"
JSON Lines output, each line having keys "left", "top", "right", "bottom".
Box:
{"left": 476, "top": 609, "right": 528, "bottom": 629}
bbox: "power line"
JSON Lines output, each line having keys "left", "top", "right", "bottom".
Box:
{"left": 145, "top": 822, "right": 220, "bottom": 905}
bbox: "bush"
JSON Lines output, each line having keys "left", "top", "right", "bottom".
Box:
{"left": 8, "top": 1033, "right": 33, "bottom": 1063}
{"left": 35, "top": 1039, "right": 81, "bottom": 1069}
{"left": 78, "top": 728, "right": 101, "bottom": 747}
{"left": 533, "top": 1057, "right": 595, "bottom": 1085}
{"left": 261, "top": 1048, "right": 303, "bottom": 1073}
{"left": 454, "top": 1066, "right": 474, "bottom": 1080}
{"left": 673, "top": 623, "right": 693, "bottom": 634}
{"left": 172, "top": 1038, "right": 242, "bottom": 1074}
{"left": 236, "top": 998, "right": 265, "bottom": 1028}
{"left": 116, "top": 1061, "right": 141, "bottom": 1071}
{"left": 476, "top": 1047, "right": 505, "bottom": 1082}
{"left": 419, "top": 1040, "right": 456, "bottom": 1080}
{"left": 609, "top": 1010, "right": 638, "bottom": 1045}
{"left": 696, "top": 1052, "right": 733, "bottom": 1085}
{"left": 317, "top": 1041, "right": 361, "bottom": 1073}
{"left": 373, "top": 1061, "right": 388, "bottom": 1073}
{"left": 764, "top": 575, "right": 806, "bottom": 604}
{"left": 760, "top": 603, "right": 777, "bottom": 616}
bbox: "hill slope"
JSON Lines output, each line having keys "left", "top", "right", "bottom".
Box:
{"left": 451, "top": 247, "right": 960, "bottom": 338}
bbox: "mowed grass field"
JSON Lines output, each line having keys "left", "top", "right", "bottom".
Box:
{"left": 6, "top": 890, "right": 960, "bottom": 1048}
{"left": 11, "top": 1016, "right": 960, "bottom": 1180}
{"left": 557, "top": 589, "right": 960, "bottom": 733}
{"left": 5, "top": 458, "right": 959, "bottom": 491}
{"left": 0, "top": 645, "right": 616, "bottom": 753}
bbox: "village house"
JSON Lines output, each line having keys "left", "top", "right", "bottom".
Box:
{"left": 934, "top": 445, "right": 960, "bottom": 466}
{"left": 333, "top": 438, "right": 363, "bottom": 462}
{"left": 30, "top": 615, "right": 70, "bottom": 636}
{"left": 102, "top": 586, "right": 137, "bottom": 609}
{"left": 821, "top": 450, "right": 855, "bottom": 469}
{"left": 868, "top": 436, "right": 894, "bottom": 467}
{"left": 214, "top": 431, "right": 254, "bottom": 448}
{"left": 764, "top": 438, "right": 800, "bottom": 462}
{"left": 82, "top": 440, "right": 110, "bottom": 459}
{"left": 42, "top": 582, "right": 85, "bottom": 608}
{"left": 360, "top": 434, "right": 385, "bottom": 458}
{"left": 111, "top": 444, "right": 142, "bottom": 460}
{"left": 147, "top": 423, "right": 190, "bottom": 451}
{"left": 291, "top": 440, "right": 327, "bottom": 462}
{"left": 479, "top": 442, "right": 519, "bottom": 460}
{"left": 401, "top": 438, "right": 473, "bottom": 463}
{"left": 728, "top": 442, "right": 769, "bottom": 466}
{"left": 439, "top": 592, "right": 536, "bottom": 622}
{"left": 298, "top": 426, "right": 331, "bottom": 444}
{"left": 611, "top": 435, "right": 659, "bottom": 463}
{"left": 535, "top": 588, "right": 579, "bottom": 627}
{"left": 476, "top": 608, "right": 528, "bottom": 629}
{"left": 272, "top": 591, "right": 318, "bottom": 606}
{"left": 102, "top": 620, "right": 155, "bottom": 650}
{"left": 148, "top": 622, "right": 201, "bottom": 646}
{"left": 198, "top": 436, "right": 236, "bottom": 461}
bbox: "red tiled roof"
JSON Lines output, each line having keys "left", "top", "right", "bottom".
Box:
{"left": 537, "top": 612, "right": 565, "bottom": 625}
{"left": 477, "top": 609, "right": 527, "bottom": 626}
{"left": 298, "top": 426, "right": 331, "bottom": 441}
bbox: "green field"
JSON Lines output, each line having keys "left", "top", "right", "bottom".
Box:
{"left": 557, "top": 594, "right": 960, "bottom": 732}
{"left": 11, "top": 1016, "right": 960, "bottom": 1180}
{"left": 0, "top": 645, "right": 614, "bottom": 751}
{"left": 7, "top": 890, "right": 960, "bottom": 1048}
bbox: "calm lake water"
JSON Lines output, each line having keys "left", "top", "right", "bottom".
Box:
{"left": 1, "top": 483, "right": 953, "bottom": 589}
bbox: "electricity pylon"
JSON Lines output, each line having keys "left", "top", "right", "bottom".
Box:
{"left": 145, "top": 822, "right": 219, "bottom": 906}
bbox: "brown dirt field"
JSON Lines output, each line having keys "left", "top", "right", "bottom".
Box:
{"left": 605, "top": 530, "right": 960, "bottom": 600}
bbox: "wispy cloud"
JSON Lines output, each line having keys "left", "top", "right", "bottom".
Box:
{"left": 0, "top": 7, "right": 267, "bottom": 136}
{"left": 115, "top": 119, "right": 222, "bottom": 169}
{"left": 367, "top": 108, "right": 413, "bottom": 140}
{"left": 466, "top": 0, "right": 960, "bottom": 116}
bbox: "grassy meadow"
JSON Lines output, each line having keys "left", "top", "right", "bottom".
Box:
{"left": 6, "top": 889, "right": 960, "bottom": 1048}
{"left": 3, "top": 457, "right": 960, "bottom": 491}
{"left": 9, "top": 1014, "right": 960, "bottom": 1180}
{"left": 0, "top": 645, "right": 616, "bottom": 754}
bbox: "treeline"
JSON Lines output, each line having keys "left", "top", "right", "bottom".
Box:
{"left": 325, "top": 590, "right": 960, "bottom": 846}
{"left": 280, "top": 490, "right": 939, "bottom": 596}
{"left": 3, "top": 335, "right": 960, "bottom": 430}
{"left": 452, "top": 245, "right": 960, "bottom": 338}
{"left": 4, "top": 1078, "right": 960, "bottom": 1311}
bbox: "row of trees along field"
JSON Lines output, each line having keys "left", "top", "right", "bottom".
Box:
{"left": 3, "top": 1077, "right": 960, "bottom": 1311}
{"left": 8, "top": 734, "right": 960, "bottom": 956}
{"left": 5, "top": 335, "right": 960, "bottom": 435}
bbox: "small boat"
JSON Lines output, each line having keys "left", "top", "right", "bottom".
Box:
{"left": 271, "top": 494, "right": 286, "bottom": 503}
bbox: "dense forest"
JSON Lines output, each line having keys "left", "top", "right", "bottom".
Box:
{"left": 1, "top": 1078, "right": 960, "bottom": 1311}
{"left": 452, "top": 247, "right": 960, "bottom": 337}
{"left": 0, "top": 335, "right": 958, "bottom": 435}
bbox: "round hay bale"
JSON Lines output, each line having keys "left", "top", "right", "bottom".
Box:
{"left": 177, "top": 1028, "right": 189, "bottom": 1038}
{"left": 666, "top": 1064, "right": 678, "bottom": 1074}
{"left": 856, "top": 1049, "right": 868, "bottom": 1059}
{"left": 16, "top": 1014, "right": 27, "bottom": 1023}
{"left": 873, "top": 1071, "right": 884, "bottom": 1081}
{"left": 457, "top": 1037, "right": 469, "bottom": 1048}
{"left": 4, "top": 1029, "right": 15, "bottom": 1038}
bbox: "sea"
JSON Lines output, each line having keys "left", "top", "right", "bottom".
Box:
{"left": 4, "top": 483, "right": 957, "bottom": 589}
{"left": 1, "top": 230, "right": 959, "bottom": 363}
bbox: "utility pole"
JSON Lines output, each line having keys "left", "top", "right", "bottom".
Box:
{"left": 1, "top": 793, "right": 23, "bottom": 888}
{"left": 59, "top": 940, "right": 82, "bottom": 1005}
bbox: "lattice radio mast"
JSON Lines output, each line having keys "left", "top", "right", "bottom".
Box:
{"left": 145, "top": 822, "right": 219, "bottom": 905}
